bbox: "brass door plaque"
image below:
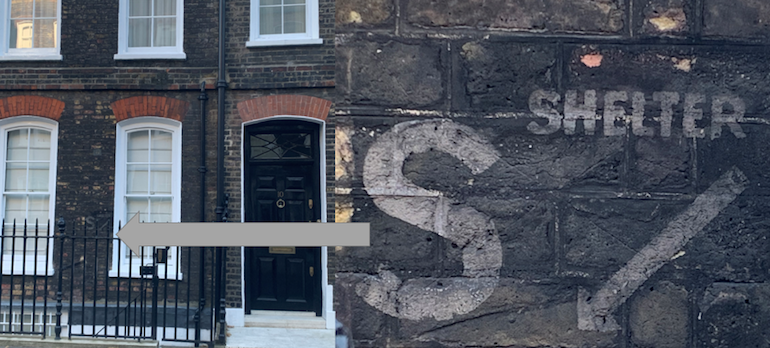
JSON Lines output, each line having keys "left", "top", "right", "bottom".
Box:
{"left": 269, "top": 247, "right": 296, "bottom": 254}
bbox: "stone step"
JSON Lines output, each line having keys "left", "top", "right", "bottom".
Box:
{"left": 244, "top": 311, "right": 325, "bottom": 329}
{"left": 225, "top": 327, "right": 334, "bottom": 348}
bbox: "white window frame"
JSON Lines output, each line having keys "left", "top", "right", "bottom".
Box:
{"left": 110, "top": 117, "right": 182, "bottom": 279}
{"left": 0, "top": 116, "right": 57, "bottom": 276}
{"left": 247, "top": 0, "right": 322, "bottom": 47}
{"left": 0, "top": 0, "right": 62, "bottom": 61}
{"left": 114, "top": 0, "right": 186, "bottom": 60}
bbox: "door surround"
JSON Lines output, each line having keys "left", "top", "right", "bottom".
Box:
{"left": 238, "top": 115, "right": 334, "bottom": 329}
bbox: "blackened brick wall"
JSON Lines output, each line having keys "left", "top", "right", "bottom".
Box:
{"left": 334, "top": 0, "right": 770, "bottom": 347}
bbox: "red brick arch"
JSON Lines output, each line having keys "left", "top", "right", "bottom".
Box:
{"left": 0, "top": 96, "right": 65, "bottom": 121}
{"left": 111, "top": 96, "right": 190, "bottom": 122}
{"left": 237, "top": 95, "right": 332, "bottom": 123}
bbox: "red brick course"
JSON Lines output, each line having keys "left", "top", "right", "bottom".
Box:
{"left": 0, "top": 96, "right": 65, "bottom": 121}
{"left": 110, "top": 96, "right": 190, "bottom": 122}
{"left": 236, "top": 95, "right": 332, "bottom": 123}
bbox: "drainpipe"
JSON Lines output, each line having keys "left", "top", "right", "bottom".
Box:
{"left": 215, "top": 0, "right": 227, "bottom": 344}
{"left": 198, "top": 81, "right": 208, "bottom": 222}
{"left": 196, "top": 81, "right": 208, "bottom": 344}
{"left": 215, "top": 0, "right": 227, "bottom": 223}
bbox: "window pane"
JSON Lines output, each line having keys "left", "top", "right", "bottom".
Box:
{"left": 27, "top": 196, "right": 49, "bottom": 225}
{"left": 149, "top": 164, "right": 171, "bottom": 194}
{"left": 284, "top": 0, "right": 304, "bottom": 5}
{"left": 127, "top": 164, "right": 149, "bottom": 194}
{"left": 33, "top": 19, "right": 56, "bottom": 48}
{"left": 29, "top": 129, "right": 51, "bottom": 161}
{"left": 129, "top": 0, "right": 151, "bottom": 16}
{"left": 154, "top": 0, "right": 176, "bottom": 16}
{"left": 283, "top": 5, "right": 305, "bottom": 34}
{"left": 127, "top": 131, "right": 149, "bottom": 162}
{"left": 10, "top": 20, "right": 34, "bottom": 48}
{"left": 11, "top": 0, "right": 33, "bottom": 18}
{"left": 7, "top": 130, "right": 28, "bottom": 161}
{"left": 261, "top": 0, "right": 281, "bottom": 6}
{"left": 260, "top": 6, "right": 282, "bottom": 35}
{"left": 28, "top": 162, "right": 49, "bottom": 192}
{"left": 153, "top": 17, "right": 175, "bottom": 47}
{"left": 5, "top": 163, "right": 27, "bottom": 192}
{"left": 34, "top": 0, "right": 57, "bottom": 18}
{"left": 4, "top": 196, "right": 26, "bottom": 225}
{"left": 150, "top": 130, "right": 172, "bottom": 162}
{"left": 149, "top": 197, "right": 172, "bottom": 223}
{"left": 128, "top": 18, "right": 151, "bottom": 47}
{"left": 126, "top": 197, "right": 148, "bottom": 223}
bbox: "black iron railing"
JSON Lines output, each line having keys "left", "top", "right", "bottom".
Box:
{"left": 0, "top": 218, "right": 227, "bottom": 347}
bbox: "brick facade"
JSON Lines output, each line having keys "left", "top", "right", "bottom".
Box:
{"left": 0, "top": 0, "right": 335, "bottom": 331}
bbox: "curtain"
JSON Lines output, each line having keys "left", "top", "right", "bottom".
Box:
{"left": 125, "top": 130, "right": 173, "bottom": 258}
{"left": 129, "top": 0, "right": 176, "bottom": 48}
{"left": 260, "top": 0, "right": 306, "bottom": 35}
{"left": 3, "top": 129, "right": 51, "bottom": 255}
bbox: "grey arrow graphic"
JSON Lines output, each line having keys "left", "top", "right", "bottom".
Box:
{"left": 117, "top": 213, "right": 370, "bottom": 256}
{"left": 578, "top": 167, "right": 748, "bottom": 332}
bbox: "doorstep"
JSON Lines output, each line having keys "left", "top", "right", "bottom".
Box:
{"left": 244, "top": 310, "right": 325, "bottom": 329}
{"left": 225, "top": 327, "right": 334, "bottom": 348}
{"left": 226, "top": 311, "right": 333, "bottom": 348}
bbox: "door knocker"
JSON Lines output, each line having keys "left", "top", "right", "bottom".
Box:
{"left": 276, "top": 199, "right": 286, "bottom": 208}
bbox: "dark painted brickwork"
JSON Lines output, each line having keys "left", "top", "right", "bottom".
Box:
{"left": 0, "top": 91, "right": 206, "bottom": 225}
{"left": 1, "top": 0, "right": 333, "bottom": 90}
{"left": 0, "top": 68, "right": 219, "bottom": 91}
{"left": 335, "top": 0, "right": 770, "bottom": 347}
{"left": 0, "top": 90, "right": 212, "bottom": 308}
{"left": 3, "top": 0, "right": 218, "bottom": 69}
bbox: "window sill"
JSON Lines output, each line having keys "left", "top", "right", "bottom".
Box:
{"left": 2, "top": 267, "right": 54, "bottom": 276}
{"left": 108, "top": 268, "right": 183, "bottom": 280}
{"left": 114, "top": 52, "right": 187, "bottom": 60}
{"left": 246, "top": 38, "right": 323, "bottom": 47}
{"left": 0, "top": 54, "right": 63, "bottom": 61}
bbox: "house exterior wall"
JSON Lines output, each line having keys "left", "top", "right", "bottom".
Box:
{"left": 334, "top": 0, "right": 770, "bottom": 347}
{"left": 0, "top": 0, "right": 335, "bottom": 323}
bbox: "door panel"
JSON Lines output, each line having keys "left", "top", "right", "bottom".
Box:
{"left": 257, "top": 257, "right": 278, "bottom": 302}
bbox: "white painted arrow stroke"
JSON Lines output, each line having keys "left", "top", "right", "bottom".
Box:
{"left": 578, "top": 167, "right": 748, "bottom": 331}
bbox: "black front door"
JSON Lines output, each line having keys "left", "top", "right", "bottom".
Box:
{"left": 244, "top": 121, "right": 322, "bottom": 315}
